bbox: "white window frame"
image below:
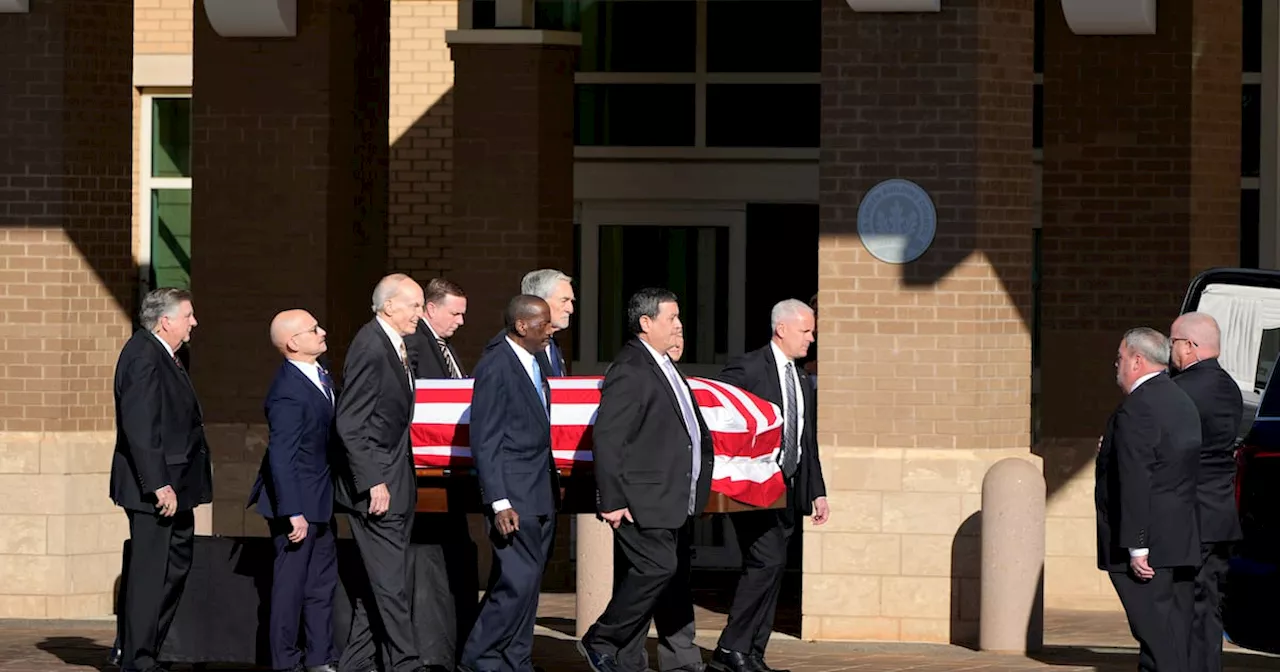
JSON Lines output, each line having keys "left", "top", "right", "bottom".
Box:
{"left": 573, "top": 202, "right": 747, "bottom": 378}
{"left": 138, "top": 89, "right": 193, "bottom": 296}
{"left": 573, "top": 0, "right": 820, "bottom": 161}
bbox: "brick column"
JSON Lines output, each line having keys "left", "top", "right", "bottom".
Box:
{"left": 813, "top": 0, "right": 1035, "bottom": 643}
{"left": 0, "top": 0, "right": 135, "bottom": 618}
{"left": 1038, "top": 0, "right": 1241, "bottom": 610}
{"left": 446, "top": 31, "right": 578, "bottom": 364}
{"left": 190, "top": 0, "right": 389, "bottom": 535}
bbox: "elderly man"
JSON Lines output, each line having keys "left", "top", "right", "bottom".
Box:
{"left": 1169, "top": 312, "right": 1244, "bottom": 672}
{"left": 711, "top": 299, "right": 828, "bottom": 672}
{"left": 333, "top": 273, "right": 430, "bottom": 672}
{"left": 1097, "top": 327, "right": 1201, "bottom": 672}
{"left": 247, "top": 310, "right": 339, "bottom": 672}
{"left": 110, "top": 287, "right": 212, "bottom": 672}
{"left": 520, "top": 269, "right": 575, "bottom": 376}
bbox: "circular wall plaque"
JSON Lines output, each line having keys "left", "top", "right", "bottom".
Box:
{"left": 855, "top": 178, "right": 937, "bottom": 264}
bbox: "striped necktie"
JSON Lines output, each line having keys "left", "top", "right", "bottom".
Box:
{"left": 437, "top": 338, "right": 461, "bottom": 379}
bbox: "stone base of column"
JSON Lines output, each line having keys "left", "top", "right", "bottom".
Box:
{"left": 575, "top": 513, "right": 614, "bottom": 638}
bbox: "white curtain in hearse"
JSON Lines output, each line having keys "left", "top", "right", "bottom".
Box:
{"left": 1196, "top": 283, "right": 1280, "bottom": 394}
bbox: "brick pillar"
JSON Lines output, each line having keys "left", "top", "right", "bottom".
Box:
{"left": 190, "top": 0, "right": 389, "bottom": 536}
{"left": 447, "top": 32, "right": 578, "bottom": 365}
{"left": 813, "top": 0, "right": 1035, "bottom": 643}
{"left": 1038, "top": 0, "right": 1241, "bottom": 611}
{"left": 0, "top": 0, "right": 135, "bottom": 618}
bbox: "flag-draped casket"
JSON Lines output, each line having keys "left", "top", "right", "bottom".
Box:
{"left": 411, "top": 377, "right": 787, "bottom": 508}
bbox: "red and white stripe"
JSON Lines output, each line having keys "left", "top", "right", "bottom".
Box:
{"left": 411, "top": 376, "right": 786, "bottom": 508}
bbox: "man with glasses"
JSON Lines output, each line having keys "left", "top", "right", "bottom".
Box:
{"left": 247, "top": 310, "right": 340, "bottom": 672}
{"left": 1170, "top": 312, "right": 1244, "bottom": 672}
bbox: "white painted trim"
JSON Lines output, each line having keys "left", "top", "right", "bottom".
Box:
{"left": 138, "top": 92, "right": 193, "bottom": 292}
{"left": 574, "top": 147, "right": 818, "bottom": 161}
{"left": 1246, "top": 72, "right": 1264, "bottom": 85}
{"left": 845, "top": 0, "right": 939, "bottom": 10}
{"left": 134, "top": 54, "right": 193, "bottom": 88}
{"left": 0, "top": 0, "right": 29, "bottom": 13}
{"left": 1245, "top": 177, "right": 1262, "bottom": 190}
{"left": 573, "top": 202, "right": 747, "bottom": 375}
{"left": 1060, "top": 0, "right": 1156, "bottom": 36}
{"left": 1033, "top": 148, "right": 1044, "bottom": 163}
{"left": 203, "top": 0, "right": 297, "bottom": 38}
{"left": 574, "top": 162, "right": 818, "bottom": 203}
{"left": 1034, "top": 73, "right": 1044, "bottom": 85}
{"left": 446, "top": 29, "right": 582, "bottom": 46}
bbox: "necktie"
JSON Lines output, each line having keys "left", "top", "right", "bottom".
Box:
{"left": 531, "top": 357, "right": 549, "bottom": 416}
{"left": 548, "top": 339, "right": 564, "bottom": 377}
{"left": 398, "top": 341, "right": 412, "bottom": 385}
{"left": 319, "top": 366, "right": 335, "bottom": 405}
{"left": 662, "top": 357, "right": 702, "bottom": 512}
{"left": 173, "top": 353, "right": 183, "bottom": 370}
{"left": 780, "top": 362, "right": 800, "bottom": 479}
{"left": 438, "top": 338, "right": 461, "bottom": 379}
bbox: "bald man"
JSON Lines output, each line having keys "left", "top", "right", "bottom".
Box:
{"left": 1170, "top": 312, "right": 1244, "bottom": 672}
{"left": 247, "top": 309, "right": 340, "bottom": 672}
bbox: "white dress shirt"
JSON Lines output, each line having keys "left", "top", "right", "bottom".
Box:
{"left": 1126, "top": 369, "right": 1163, "bottom": 559}
{"left": 770, "top": 341, "right": 805, "bottom": 459}
{"left": 490, "top": 337, "right": 544, "bottom": 514}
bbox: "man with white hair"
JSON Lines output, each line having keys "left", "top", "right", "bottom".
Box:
{"left": 332, "top": 273, "right": 430, "bottom": 672}
{"left": 520, "top": 269, "right": 575, "bottom": 376}
{"left": 1096, "top": 327, "right": 1202, "bottom": 672}
{"left": 1170, "top": 312, "right": 1243, "bottom": 672}
{"left": 710, "top": 299, "right": 829, "bottom": 672}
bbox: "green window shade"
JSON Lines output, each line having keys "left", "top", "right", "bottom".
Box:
{"left": 150, "top": 189, "right": 192, "bottom": 290}
{"left": 151, "top": 98, "right": 192, "bottom": 179}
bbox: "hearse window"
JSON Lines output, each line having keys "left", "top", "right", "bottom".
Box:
{"left": 1257, "top": 328, "right": 1280, "bottom": 392}
{"left": 1196, "top": 283, "right": 1280, "bottom": 394}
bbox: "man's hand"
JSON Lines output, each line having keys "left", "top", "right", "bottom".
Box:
{"left": 811, "top": 496, "right": 830, "bottom": 525}
{"left": 154, "top": 485, "right": 177, "bottom": 518}
{"left": 495, "top": 509, "right": 520, "bottom": 537}
{"left": 1129, "top": 554, "right": 1155, "bottom": 581}
{"left": 368, "top": 483, "right": 390, "bottom": 516}
{"left": 287, "top": 515, "right": 308, "bottom": 544}
{"left": 601, "top": 508, "right": 633, "bottom": 529}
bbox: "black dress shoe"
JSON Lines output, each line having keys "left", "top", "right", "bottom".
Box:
{"left": 276, "top": 664, "right": 304, "bottom": 672}
{"left": 749, "top": 655, "right": 789, "bottom": 672}
{"left": 577, "top": 639, "right": 620, "bottom": 672}
{"left": 708, "top": 649, "right": 753, "bottom": 672}
{"left": 665, "top": 664, "right": 706, "bottom": 672}
{"left": 305, "top": 665, "right": 338, "bottom": 672}
{"left": 106, "top": 646, "right": 122, "bottom": 667}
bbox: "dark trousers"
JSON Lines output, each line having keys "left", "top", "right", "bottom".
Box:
{"left": 584, "top": 517, "right": 697, "bottom": 672}
{"left": 269, "top": 519, "right": 338, "bottom": 670}
{"left": 617, "top": 521, "right": 701, "bottom": 672}
{"left": 461, "top": 512, "right": 556, "bottom": 672}
{"left": 120, "top": 509, "right": 195, "bottom": 672}
{"left": 1110, "top": 566, "right": 1196, "bottom": 672}
{"left": 341, "top": 511, "right": 420, "bottom": 672}
{"left": 718, "top": 486, "right": 797, "bottom": 656}
{"left": 1189, "top": 542, "right": 1233, "bottom": 672}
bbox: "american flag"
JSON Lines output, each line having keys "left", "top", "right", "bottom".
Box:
{"left": 411, "top": 376, "right": 787, "bottom": 508}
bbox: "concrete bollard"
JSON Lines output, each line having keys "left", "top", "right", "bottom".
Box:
{"left": 575, "top": 512, "right": 615, "bottom": 637}
{"left": 979, "top": 457, "right": 1046, "bottom": 654}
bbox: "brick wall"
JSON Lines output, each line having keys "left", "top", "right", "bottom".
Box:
{"left": 389, "top": 0, "right": 455, "bottom": 280}
{"left": 135, "top": 0, "right": 194, "bottom": 54}
{"left": 1037, "top": 0, "right": 1241, "bottom": 610}
{"left": 0, "top": 0, "right": 137, "bottom": 618}
{"left": 811, "top": 0, "right": 1034, "bottom": 643}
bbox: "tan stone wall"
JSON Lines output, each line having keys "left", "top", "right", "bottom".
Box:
{"left": 135, "top": 0, "right": 195, "bottom": 55}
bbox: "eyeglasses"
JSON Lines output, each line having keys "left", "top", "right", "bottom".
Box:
{"left": 1171, "top": 337, "right": 1198, "bottom": 348}
{"left": 292, "top": 324, "right": 322, "bottom": 339}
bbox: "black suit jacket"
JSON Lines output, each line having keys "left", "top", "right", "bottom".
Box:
{"left": 247, "top": 361, "right": 336, "bottom": 523}
{"left": 594, "top": 338, "right": 715, "bottom": 529}
{"left": 109, "top": 330, "right": 212, "bottom": 512}
{"left": 1173, "top": 358, "right": 1244, "bottom": 543}
{"left": 406, "top": 317, "right": 465, "bottom": 379}
{"left": 1095, "top": 373, "right": 1202, "bottom": 571}
{"left": 470, "top": 332, "right": 560, "bottom": 516}
{"left": 716, "top": 344, "right": 827, "bottom": 515}
{"left": 332, "top": 319, "right": 417, "bottom": 516}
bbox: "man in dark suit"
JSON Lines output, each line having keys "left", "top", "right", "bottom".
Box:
{"left": 458, "top": 295, "right": 559, "bottom": 672}
{"left": 333, "top": 273, "right": 429, "bottom": 672}
{"left": 711, "top": 299, "right": 828, "bottom": 672}
{"left": 520, "top": 269, "right": 575, "bottom": 376}
{"left": 1170, "top": 312, "right": 1244, "bottom": 672}
{"left": 109, "top": 287, "right": 212, "bottom": 672}
{"left": 246, "top": 309, "right": 340, "bottom": 672}
{"left": 1097, "top": 327, "right": 1202, "bottom": 672}
{"left": 406, "top": 277, "right": 467, "bottom": 380}
{"left": 578, "top": 288, "right": 715, "bottom": 672}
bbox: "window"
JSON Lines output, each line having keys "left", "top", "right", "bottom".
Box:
{"left": 574, "top": 205, "right": 746, "bottom": 376}
{"left": 140, "top": 93, "right": 193, "bottom": 294}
